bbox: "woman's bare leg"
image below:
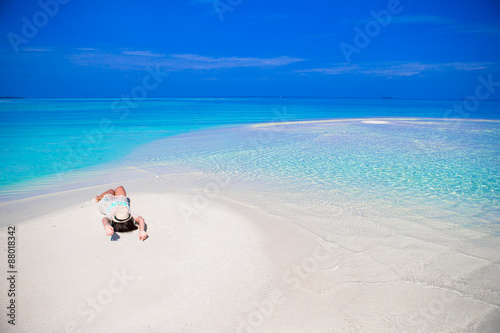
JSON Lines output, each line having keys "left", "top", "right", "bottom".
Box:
{"left": 95, "top": 188, "right": 115, "bottom": 202}
{"left": 114, "top": 186, "right": 127, "bottom": 197}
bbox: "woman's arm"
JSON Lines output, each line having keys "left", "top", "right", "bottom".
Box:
{"left": 102, "top": 217, "right": 114, "bottom": 236}
{"left": 135, "top": 216, "right": 148, "bottom": 241}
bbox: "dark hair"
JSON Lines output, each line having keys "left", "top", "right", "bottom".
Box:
{"left": 111, "top": 217, "right": 138, "bottom": 233}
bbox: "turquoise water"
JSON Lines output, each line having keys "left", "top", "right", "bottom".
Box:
{"left": 0, "top": 98, "right": 499, "bottom": 206}
{"left": 127, "top": 118, "right": 500, "bottom": 233}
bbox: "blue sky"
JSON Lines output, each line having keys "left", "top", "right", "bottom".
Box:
{"left": 0, "top": 0, "right": 499, "bottom": 99}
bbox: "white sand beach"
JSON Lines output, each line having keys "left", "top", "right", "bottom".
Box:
{"left": 1, "top": 169, "right": 500, "bottom": 333}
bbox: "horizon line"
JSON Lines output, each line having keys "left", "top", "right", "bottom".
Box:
{"left": 2, "top": 96, "right": 499, "bottom": 102}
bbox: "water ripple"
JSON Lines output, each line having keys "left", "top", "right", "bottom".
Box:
{"left": 129, "top": 118, "right": 500, "bottom": 233}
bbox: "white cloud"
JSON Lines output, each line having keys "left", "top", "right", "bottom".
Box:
{"left": 121, "top": 50, "right": 166, "bottom": 57}
{"left": 391, "top": 15, "right": 451, "bottom": 25}
{"left": 247, "top": 13, "right": 291, "bottom": 21}
{"left": 342, "top": 14, "right": 451, "bottom": 26}
{"left": 170, "top": 54, "right": 303, "bottom": 69}
{"left": 444, "top": 24, "right": 500, "bottom": 35}
{"left": 69, "top": 49, "right": 304, "bottom": 71}
{"left": 24, "top": 48, "right": 51, "bottom": 52}
{"left": 297, "top": 62, "right": 493, "bottom": 77}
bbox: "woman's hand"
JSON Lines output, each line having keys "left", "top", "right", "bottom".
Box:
{"left": 135, "top": 216, "right": 148, "bottom": 241}
{"left": 105, "top": 225, "right": 114, "bottom": 236}
{"left": 138, "top": 230, "right": 148, "bottom": 241}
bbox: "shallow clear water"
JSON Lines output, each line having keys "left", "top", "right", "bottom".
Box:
{"left": 128, "top": 119, "right": 500, "bottom": 234}
{"left": 1, "top": 97, "right": 499, "bottom": 190}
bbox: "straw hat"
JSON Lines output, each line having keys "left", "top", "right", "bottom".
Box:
{"left": 113, "top": 205, "right": 131, "bottom": 223}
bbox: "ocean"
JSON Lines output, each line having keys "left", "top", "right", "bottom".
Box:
{"left": 1, "top": 98, "right": 499, "bottom": 230}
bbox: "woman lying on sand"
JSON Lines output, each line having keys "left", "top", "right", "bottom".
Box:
{"left": 95, "top": 186, "right": 148, "bottom": 241}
